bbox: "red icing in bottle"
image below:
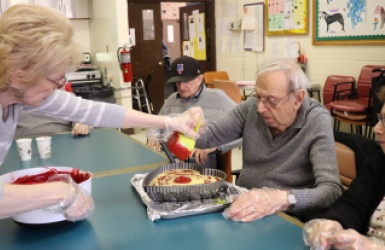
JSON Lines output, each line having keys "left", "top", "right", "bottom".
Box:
{"left": 12, "top": 168, "right": 90, "bottom": 184}
{"left": 167, "top": 132, "right": 191, "bottom": 161}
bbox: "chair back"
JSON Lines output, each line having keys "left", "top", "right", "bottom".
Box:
{"left": 335, "top": 141, "right": 356, "bottom": 190}
{"left": 212, "top": 80, "right": 242, "bottom": 104}
{"left": 323, "top": 75, "right": 355, "bottom": 111}
{"left": 334, "top": 131, "right": 381, "bottom": 189}
{"left": 357, "top": 65, "right": 385, "bottom": 98}
{"left": 204, "top": 71, "right": 230, "bottom": 87}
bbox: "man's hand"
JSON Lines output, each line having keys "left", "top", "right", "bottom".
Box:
{"left": 223, "top": 188, "right": 289, "bottom": 222}
{"left": 192, "top": 147, "right": 217, "bottom": 164}
{"left": 147, "top": 139, "right": 161, "bottom": 151}
{"left": 72, "top": 123, "right": 91, "bottom": 136}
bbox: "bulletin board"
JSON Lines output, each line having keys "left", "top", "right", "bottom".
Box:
{"left": 182, "top": 12, "right": 206, "bottom": 60}
{"left": 313, "top": 0, "right": 385, "bottom": 45}
{"left": 265, "top": 0, "right": 308, "bottom": 35}
{"left": 243, "top": 2, "right": 265, "bottom": 52}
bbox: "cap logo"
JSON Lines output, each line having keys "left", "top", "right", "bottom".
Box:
{"left": 176, "top": 64, "right": 184, "bottom": 75}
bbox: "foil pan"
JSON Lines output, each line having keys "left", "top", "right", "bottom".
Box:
{"left": 142, "top": 163, "right": 227, "bottom": 202}
{"left": 131, "top": 173, "right": 248, "bottom": 221}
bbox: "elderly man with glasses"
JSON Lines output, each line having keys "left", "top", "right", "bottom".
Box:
{"left": 196, "top": 58, "right": 343, "bottom": 222}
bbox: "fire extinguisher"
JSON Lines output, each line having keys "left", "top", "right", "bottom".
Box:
{"left": 117, "top": 45, "right": 133, "bottom": 83}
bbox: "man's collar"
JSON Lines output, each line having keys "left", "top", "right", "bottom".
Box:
{"left": 176, "top": 82, "right": 204, "bottom": 100}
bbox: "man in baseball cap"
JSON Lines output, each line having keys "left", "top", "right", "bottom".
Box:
{"left": 166, "top": 56, "right": 204, "bottom": 99}
{"left": 148, "top": 56, "right": 241, "bottom": 170}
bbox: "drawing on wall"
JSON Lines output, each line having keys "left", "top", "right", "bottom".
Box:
{"left": 265, "top": 0, "right": 308, "bottom": 35}
{"left": 313, "top": 0, "right": 385, "bottom": 45}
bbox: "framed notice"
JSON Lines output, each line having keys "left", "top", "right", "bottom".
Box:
{"left": 265, "top": 0, "right": 308, "bottom": 35}
{"left": 243, "top": 2, "right": 265, "bottom": 51}
{"left": 313, "top": 0, "right": 385, "bottom": 45}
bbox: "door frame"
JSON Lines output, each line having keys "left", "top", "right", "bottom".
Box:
{"left": 127, "top": 0, "right": 216, "bottom": 71}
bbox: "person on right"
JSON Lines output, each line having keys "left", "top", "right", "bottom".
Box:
{"left": 303, "top": 85, "right": 385, "bottom": 250}
{"left": 196, "top": 58, "right": 343, "bottom": 222}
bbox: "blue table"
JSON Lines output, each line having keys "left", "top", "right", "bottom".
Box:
{"left": 1, "top": 129, "right": 168, "bottom": 176}
{"left": 0, "top": 129, "right": 308, "bottom": 249}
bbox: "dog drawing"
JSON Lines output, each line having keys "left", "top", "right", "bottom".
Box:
{"left": 320, "top": 11, "right": 344, "bottom": 32}
{"left": 374, "top": 5, "right": 385, "bottom": 29}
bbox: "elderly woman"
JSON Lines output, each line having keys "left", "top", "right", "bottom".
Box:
{"left": 196, "top": 58, "right": 343, "bottom": 222}
{"left": 303, "top": 85, "right": 385, "bottom": 249}
{"left": 0, "top": 4, "right": 203, "bottom": 221}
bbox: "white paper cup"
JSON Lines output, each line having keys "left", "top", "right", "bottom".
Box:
{"left": 15, "top": 138, "right": 32, "bottom": 161}
{"left": 36, "top": 136, "right": 52, "bottom": 159}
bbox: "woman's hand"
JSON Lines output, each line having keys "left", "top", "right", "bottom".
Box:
{"left": 44, "top": 174, "right": 95, "bottom": 222}
{"left": 164, "top": 107, "right": 205, "bottom": 139}
{"left": 303, "top": 219, "right": 343, "bottom": 250}
{"left": 312, "top": 229, "right": 385, "bottom": 250}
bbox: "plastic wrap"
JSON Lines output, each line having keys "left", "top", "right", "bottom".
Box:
{"left": 131, "top": 173, "right": 248, "bottom": 221}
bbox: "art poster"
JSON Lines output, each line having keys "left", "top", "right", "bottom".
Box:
{"left": 265, "top": 0, "right": 308, "bottom": 35}
{"left": 313, "top": 0, "right": 385, "bottom": 45}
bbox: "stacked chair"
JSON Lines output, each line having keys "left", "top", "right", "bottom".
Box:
{"left": 203, "top": 71, "right": 230, "bottom": 88}
{"left": 329, "top": 65, "right": 385, "bottom": 138}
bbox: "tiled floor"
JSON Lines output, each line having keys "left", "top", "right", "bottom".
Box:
{"left": 129, "top": 128, "right": 243, "bottom": 172}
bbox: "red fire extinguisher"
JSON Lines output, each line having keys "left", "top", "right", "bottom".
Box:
{"left": 117, "top": 45, "right": 133, "bottom": 83}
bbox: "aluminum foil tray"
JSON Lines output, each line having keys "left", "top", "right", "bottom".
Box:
{"left": 131, "top": 173, "right": 248, "bottom": 221}
{"left": 142, "top": 163, "right": 227, "bottom": 202}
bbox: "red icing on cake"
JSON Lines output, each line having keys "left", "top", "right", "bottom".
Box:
{"left": 149, "top": 169, "right": 221, "bottom": 186}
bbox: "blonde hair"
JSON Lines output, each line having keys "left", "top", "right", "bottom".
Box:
{"left": 256, "top": 58, "right": 310, "bottom": 92}
{"left": 0, "top": 4, "right": 82, "bottom": 87}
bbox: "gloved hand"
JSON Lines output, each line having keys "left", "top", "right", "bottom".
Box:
{"left": 223, "top": 188, "right": 289, "bottom": 222}
{"left": 304, "top": 219, "right": 385, "bottom": 250}
{"left": 192, "top": 147, "right": 217, "bottom": 164}
{"left": 164, "top": 107, "right": 205, "bottom": 139}
{"left": 324, "top": 229, "right": 385, "bottom": 250}
{"left": 44, "top": 174, "right": 95, "bottom": 222}
{"left": 303, "top": 219, "right": 343, "bottom": 250}
{"left": 72, "top": 123, "right": 92, "bottom": 136}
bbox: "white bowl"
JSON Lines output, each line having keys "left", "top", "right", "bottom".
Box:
{"left": 0, "top": 166, "right": 92, "bottom": 224}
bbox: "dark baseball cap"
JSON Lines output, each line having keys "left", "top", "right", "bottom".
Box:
{"left": 166, "top": 56, "right": 202, "bottom": 83}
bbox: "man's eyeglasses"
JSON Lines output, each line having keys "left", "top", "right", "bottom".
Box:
{"left": 47, "top": 76, "right": 67, "bottom": 89}
{"left": 378, "top": 113, "right": 385, "bottom": 127}
{"left": 255, "top": 90, "right": 294, "bottom": 108}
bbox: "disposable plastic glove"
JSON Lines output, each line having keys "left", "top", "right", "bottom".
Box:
{"left": 324, "top": 229, "right": 385, "bottom": 250}
{"left": 303, "top": 219, "right": 343, "bottom": 250}
{"left": 223, "top": 188, "right": 289, "bottom": 222}
{"left": 44, "top": 174, "right": 95, "bottom": 222}
{"left": 164, "top": 106, "right": 205, "bottom": 139}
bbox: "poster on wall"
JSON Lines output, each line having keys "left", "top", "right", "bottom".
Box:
{"left": 265, "top": 0, "right": 308, "bottom": 35}
{"left": 243, "top": 2, "right": 265, "bottom": 51}
{"left": 313, "top": 0, "right": 385, "bottom": 45}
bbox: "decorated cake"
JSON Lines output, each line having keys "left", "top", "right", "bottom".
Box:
{"left": 149, "top": 169, "right": 221, "bottom": 186}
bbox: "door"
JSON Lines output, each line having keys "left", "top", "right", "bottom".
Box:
{"left": 162, "top": 19, "right": 180, "bottom": 99}
{"left": 179, "top": 3, "right": 208, "bottom": 73}
{"left": 128, "top": 0, "right": 216, "bottom": 114}
{"left": 128, "top": 2, "right": 164, "bottom": 113}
